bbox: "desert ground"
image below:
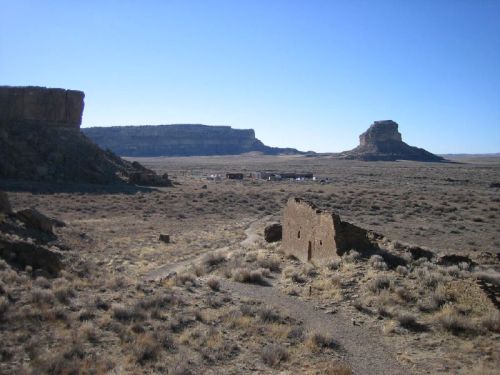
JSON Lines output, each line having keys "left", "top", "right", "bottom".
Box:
{"left": 1, "top": 155, "right": 499, "bottom": 374}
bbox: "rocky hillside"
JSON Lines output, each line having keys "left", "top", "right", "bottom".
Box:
{"left": 340, "top": 120, "right": 444, "bottom": 162}
{"left": 83, "top": 124, "right": 304, "bottom": 157}
{"left": 0, "top": 86, "right": 169, "bottom": 185}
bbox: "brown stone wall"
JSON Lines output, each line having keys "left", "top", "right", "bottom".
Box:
{"left": 282, "top": 198, "right": 340, "bottom": 264}
{"left": 282, "top": 198, "right": 374, "bottom": 264}
{"left": 0, "top": 86, "right": 84, "bottom": 128}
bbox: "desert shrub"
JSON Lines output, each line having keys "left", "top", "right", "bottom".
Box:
{"left": 342, "top": 250, "right": 360, "bottom": 263}
{"left": 257, "top": 256, "right": 281, "bottom": 272}
{"left": 436, "top": 306, "right": 477, "bottom": 335}
{"left": 78, "top": 309, "right": 96, "bottom": 321}
{"left": 481, "top": 310, "right": 500, "bottom": 333}
{"left": 291, "top": 272, "right": 306, "bottom": 284}
{"left": 307, "top": 332, "right": 337, "bottom": 351}
{"left": 420, "top": 270, "right": 443, "bottom": 289}
{"left": 395, "top": 287, "right": 414, "bottom": 303}
{"left": 112, "top": 304, "right": 146, "bottom": 322}
{"left": 207, "top": 277, "right": 220, "bottom": 291}
{"left": 369, "top": 255, "right": 388, "bottom": 271}
{"left": 258, "top": 308, "right": 283, "bottom": 323}
{"left": 53, "top": 284, "right": 76, "bottom": 304}
{"left": 327, "top": 259, "right": 342, "bottom": 270}
{"left": 323, "top": 362, "right": 353, "bottom": 375}
{"left": 35, "top": 276, "right": 51, "bottom": 289}
{"left": 94, "top": 296, "right": 110, "bottom": 310}
{"left": 232, "top": 268, "right": 269, "bottom": 286}
{"left": 287, "top": 326, "right": 304, "bottom": 344}
{"left": 368, "top": 276, "right": 391, "bottom": 293}
{"left": 396, "top": 265, "right": 408, "bottom": 276}
{"left": 79, "top": 322, "right": 100, "bottom": 343}
{"left": 155, "top": 330, "right": 176, "bottom": 351}
{"left": 0, "top": 296, "right": 9, "bottom": 319}
{"left": 396, "top": 312, "right": 425, "bottom": 331}
{"left": 261, "top": 344, "right": 289, "bottom": 368}
{"left": 138, "top": 292, "right": 176, "bottom": 310}
{"left": 176, "top": 273, "right": 197, "bottom": 286}
{"left": 134, "top": 334, "right": 160, "bottom": 364}
{"left": 202, "top": 252, "right": 226, "bottom": 269}
{"left": 31, "top": 287, "right": 56, "bottom": 305}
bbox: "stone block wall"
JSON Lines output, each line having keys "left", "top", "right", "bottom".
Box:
{"left": 282, "top": 198, "right": 373, "bottom": 264}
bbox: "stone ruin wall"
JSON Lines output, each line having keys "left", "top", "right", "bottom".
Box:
{"left": 282, "top": 198, "right": 373, "bottom": 264}
{"left": 0, "top": 86, "right": 85, "bottom": 128}
{"left": 282, "top": 198, "right": 340, "bottom": 264}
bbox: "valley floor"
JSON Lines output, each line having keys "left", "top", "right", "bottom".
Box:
{"left": 1, "top": 156, "right": 499, "bottom": 374}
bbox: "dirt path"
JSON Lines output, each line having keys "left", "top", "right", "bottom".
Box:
{"left": 219, "top": 279, "right": 411, "bottom": 375}
{"left": 143, "top": 216, "right": 413, "bottom": 375}
{"left": 143, "top": 215, "right": 272, "bottom": 282}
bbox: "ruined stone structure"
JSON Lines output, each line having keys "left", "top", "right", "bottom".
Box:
{"left": 282, "top": 198, "right": 373, "bottom": 264}
{"left": 0, "top": 86, "right": 170, "bottom": 185}
{"left": 340, "top": 120, "right": 444, "bottom": 162}
{"left": 83, "top": 124, "right": 305, "bottom": 157}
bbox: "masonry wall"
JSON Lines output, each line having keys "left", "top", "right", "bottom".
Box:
{"left": 282, "top": 197, "right": 374, "bottom": 264}
{"left": 0, "top": 86, "right": 85, "bottom": 128}
{"left": 282, "top": 198, "right": 340, "bottom": 264}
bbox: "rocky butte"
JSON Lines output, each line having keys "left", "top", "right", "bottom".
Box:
{"left": 340, "top": 120, "right": 444, "bottom": 162}
{"left": 83, "top": 124, "right": 304, "bottom": 157}
{"left": 0, "top": 86, "right": 169, "bottom": 185}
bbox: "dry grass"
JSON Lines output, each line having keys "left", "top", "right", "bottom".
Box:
{"left": 232, "top": 268, "right": 269, "bottom": 286}
{"left": 261, "top": 343, "right": 289, "bottom": 368}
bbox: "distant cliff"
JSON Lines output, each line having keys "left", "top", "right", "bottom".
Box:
{"left": 0, "top": 86, "right": 170, "bottom": 185}
{"left": 83, "top": 124, "right": 304, "bottom": 157}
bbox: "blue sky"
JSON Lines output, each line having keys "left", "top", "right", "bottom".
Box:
{"left": 1, "top": 1, "right": 499, "bottom": 153}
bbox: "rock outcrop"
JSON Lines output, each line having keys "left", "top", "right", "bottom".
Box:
{"left": 264, "top": 223, "right": 282, "bottom": 243}
{"left": 0, "top": 86, "right": 171, "bottom": 186}
{"left": 83, "top": 124, "right": 304, "bottom": 157}
{"left": 0, "top": 192, "right": 11, "bottom": 214}
{"left": 340, "top": 120, "right": 444, "bottom": 162}
{"left": 0, "top": 86, "right": 84, "bottom": 128}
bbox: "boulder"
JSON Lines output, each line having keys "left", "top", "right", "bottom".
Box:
{"left": 0, "top": 191, "right": 11, "bottom": 214}
{"left": 159, "top": 234, "right": 170, "bottom": 244}
{"left": 0, "top": 237, "right": 63, "bottom": 276}
{"left": 264, "top": 223, "right": 282, "bottom": 243}
{"left": 16, "top": 208, "right": 54, "bottom": 234}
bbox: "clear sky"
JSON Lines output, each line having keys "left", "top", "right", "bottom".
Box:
{"left": 1, "top": 1, "right": 499, "bottom": 153}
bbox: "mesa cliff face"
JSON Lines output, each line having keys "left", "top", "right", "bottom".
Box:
{"left": 0, "top": 86, "right": 167, "bottom": 185}
{"left": 0, "top": 86, "right": 84, "bottom": 128}
{"left": 340, "top": 120, "right": 444, "bottom": 162}
{"left": 83, "top": 124, "right": 303, "bottom": 157}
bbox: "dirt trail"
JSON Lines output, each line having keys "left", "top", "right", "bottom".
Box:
{"left": 143, "top": 216, "right": 413, "bottom": 375}
{"left": 220, "top": 278, "right": 411, "bottom": 375}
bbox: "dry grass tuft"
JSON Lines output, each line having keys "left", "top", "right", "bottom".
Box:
{"left": 306, "top": 332, "right": 337, "bottom": 352}
{"left": 232, "top": 268, "right": 269, "bottom": 286}
{"left": 261, "top": 343, "right": 289, "bottom": 368}
{"left": 323, "top": 361, "right": 353, "bottom": 375}
{"left": 368, "top": 276, "right": 391, "bottom": 293}
{"left": 206, "top": 277, "right": 220, "bottom": 291}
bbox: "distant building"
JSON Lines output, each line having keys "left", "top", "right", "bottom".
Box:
{"left": 226, "top": 173, "right": 244, "bottom": 180}
{"left": 252, "top": 171, "right": 314, "bottom": 181}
